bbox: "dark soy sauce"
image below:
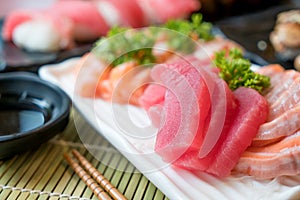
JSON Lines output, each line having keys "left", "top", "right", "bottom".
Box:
{"left": 0, "top": 109, "right": 45, "bottom": 135}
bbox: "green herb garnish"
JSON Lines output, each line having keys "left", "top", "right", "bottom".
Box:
{"left": 163, "top": 13, "right": 214, "bottom": 41}
{"left": 107, "top": 26, "right": 129, "bottom": 37}
{"left": 213, "top": 48, "right": 270, "bottom": 93}
{"left": 92, "top": 13, "right": 214, "bottom": 67}
{"left": 93, "top": 28, "right": 157, "bottom": 66}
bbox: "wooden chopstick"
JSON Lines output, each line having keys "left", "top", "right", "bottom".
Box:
{"left": 64, "top": 149, "right": 127, "bottom": 200}
{"left": 64, "top": 153, "right": 112, "bottom": 200}
{"left": 71, "top": 149, "right": 127, "bottom": 200}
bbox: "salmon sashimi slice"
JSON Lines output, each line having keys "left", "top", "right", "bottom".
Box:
{"left": 98, "top": 61, "right": 152, "bottom": 105}
{"left": 75, "top": 53, "right": 109, "bottom": 98}
{"left": 205, "top": 87, "right": 268, "bottom": 177}
{"left": 98, "top": 61, "right": 138, "bottom": 101}
{"left": 256, "top": 64, "right": 285, "bottom": 77}
{"left": 264, "top": 70, "right": 300, "bottom": 105}
{"left": 251, "top": 67, "right": 300, "bottom": 147}
{"left": 267, "top": 77, "right": 300, "bottom": 121}
{"left": 256, "top": 64, "right": 285, "bottom": 95}
{"left": 253, "top": 105, "right": 300, "bottom": 141}
{"left": 251, "top": 137, "right": 282, "bottom": 147}
{"left": 235, "top": 131, "right": 300, "bottom": 179}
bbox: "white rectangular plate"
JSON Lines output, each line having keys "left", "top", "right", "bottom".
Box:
{"left": 39, "top": 58, "right": 300, "bottom": 200}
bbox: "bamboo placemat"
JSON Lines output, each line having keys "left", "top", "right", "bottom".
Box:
{"left": 0, "top": 109, "right": 168, "bottom": 200}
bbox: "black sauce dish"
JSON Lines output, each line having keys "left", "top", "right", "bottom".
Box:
{"left": 0, "top": 72, "right": 71, "bottom": 159}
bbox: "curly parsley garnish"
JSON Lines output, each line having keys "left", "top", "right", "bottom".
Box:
{"left": 213, "top": 48, "right": 270, "bottom": 93}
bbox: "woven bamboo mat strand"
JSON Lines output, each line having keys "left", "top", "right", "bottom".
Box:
{"left": 0, "top": 109, "right": 168, "bottom": 200}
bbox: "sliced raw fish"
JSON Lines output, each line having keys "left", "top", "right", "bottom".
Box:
{"left": 256, "top": 64, "right": 285, "bottom": 77}
{"left": 136, "top": 0, "right": 200, "bottom": 23}
{"left": 51, "top": 0, "right": 110, "bottom": 41}
{"left": 139, "top": 84, "right": 166, "bottom": 110}
{"left": 236, "top": 131, "right": 300, "bottom": 179}
{"left": 264, "top": 70, "right": 300, "bottom": 105}
{"left": 199, "top": 78, "right": 237, "bottom": 158}
{"left": 193, "top": 36, "right": 243, "bottom": 63}
{"left": 253, "top": 105, "right": 300, "bottom": 141}
{"left": 98, "top": 0, "right": 146, "bottom": 28}
{"left": 236, "top": 65, "right": 300, "bottom": 179}
{"left": 75, "top": 53, "right": 109, "bottom": 97}
{"left": 173, "top": 78, "right": 237, "bottom": 171}
{"left": 267, "top": 77, "right": 300, "bottom": 120}
{"left": 98, "top": 61, "right": 152, "bottom": 105}
{"left": 206, "top": 87, "right": 268, "bottom": 177}
{"left": 153, "top": 58, "right": 215, "bottom": 163}
{"left": 2, "top": 0, "right": 200, "bottom": 52}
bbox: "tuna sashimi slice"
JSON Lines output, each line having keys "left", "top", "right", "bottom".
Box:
{"left": 173, "top": 78, "right": 237, "bottom": 170}
{"left": 102, "top": 0, "right": 146, "bottom": 28}
{"left": 199, "top": 78, "right": 237, "bottom": 158}
{"left": 139, "top": 55, "right": 216, "bottom": 111}
{"left": 153, "top": 58, "right": 215, "bottom": 163}
{"left": 206, "top": 87, "right": 268, "bottom": 177}
{"left": 139, "top": 84, "right": 166, "bottom": 110}
{"left": 139, "top": 84, "right": 166, "bottom": 128}
{"left": 136, "top": 0, "right": 200, "bottom": 23}
{"left": 50, "top": 0, "right": 110, "bottom": 40}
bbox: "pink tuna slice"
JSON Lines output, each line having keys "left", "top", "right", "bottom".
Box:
{"left": 144, "top": 0, "right": 200, "bottom": 22}
{"left": 102, "top": 0, "right": 146, "bottom": 28}
{"left": 139, "top": 55, "right": 216, "bottom": 112}
{"left": 139, "top": 84, "right": 166, "bottom": 110}
{"left": 140, "top": 55, "right": 213, "bottom": 128}
{"left": 139, "top": 84, "right": 166, "bottom": 128}
{"left": 199, "top": 77, "right": 238, "bottom": 158}
{"left": 148, "top": 105, "right": 165, "bottom": 128}
{"left": 178, "top": 56, "right": 230, "bottom": 159}
{"left": 49, "top": 0, "right": 109, "bottom": 40}
{"left": 206, "top": 87, "right": 268, "bottom": 177}
{"left": 173, "top": 78, "right": 237, "bottom": 171}
{"left": 153, "top": 57, "right": 216, "bottom": 163}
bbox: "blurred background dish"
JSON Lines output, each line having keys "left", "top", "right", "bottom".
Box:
{"left": 0, "top": 0, "right": 299, "bottom": 72}
{"left": 214, "top": 1, "right": 300, "bottom": 69}
{"left": 0, "top": 0, "right": 200, "bottom": 72}
{"left": 0, "top": 21, "right": 92, "bottom": 73}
